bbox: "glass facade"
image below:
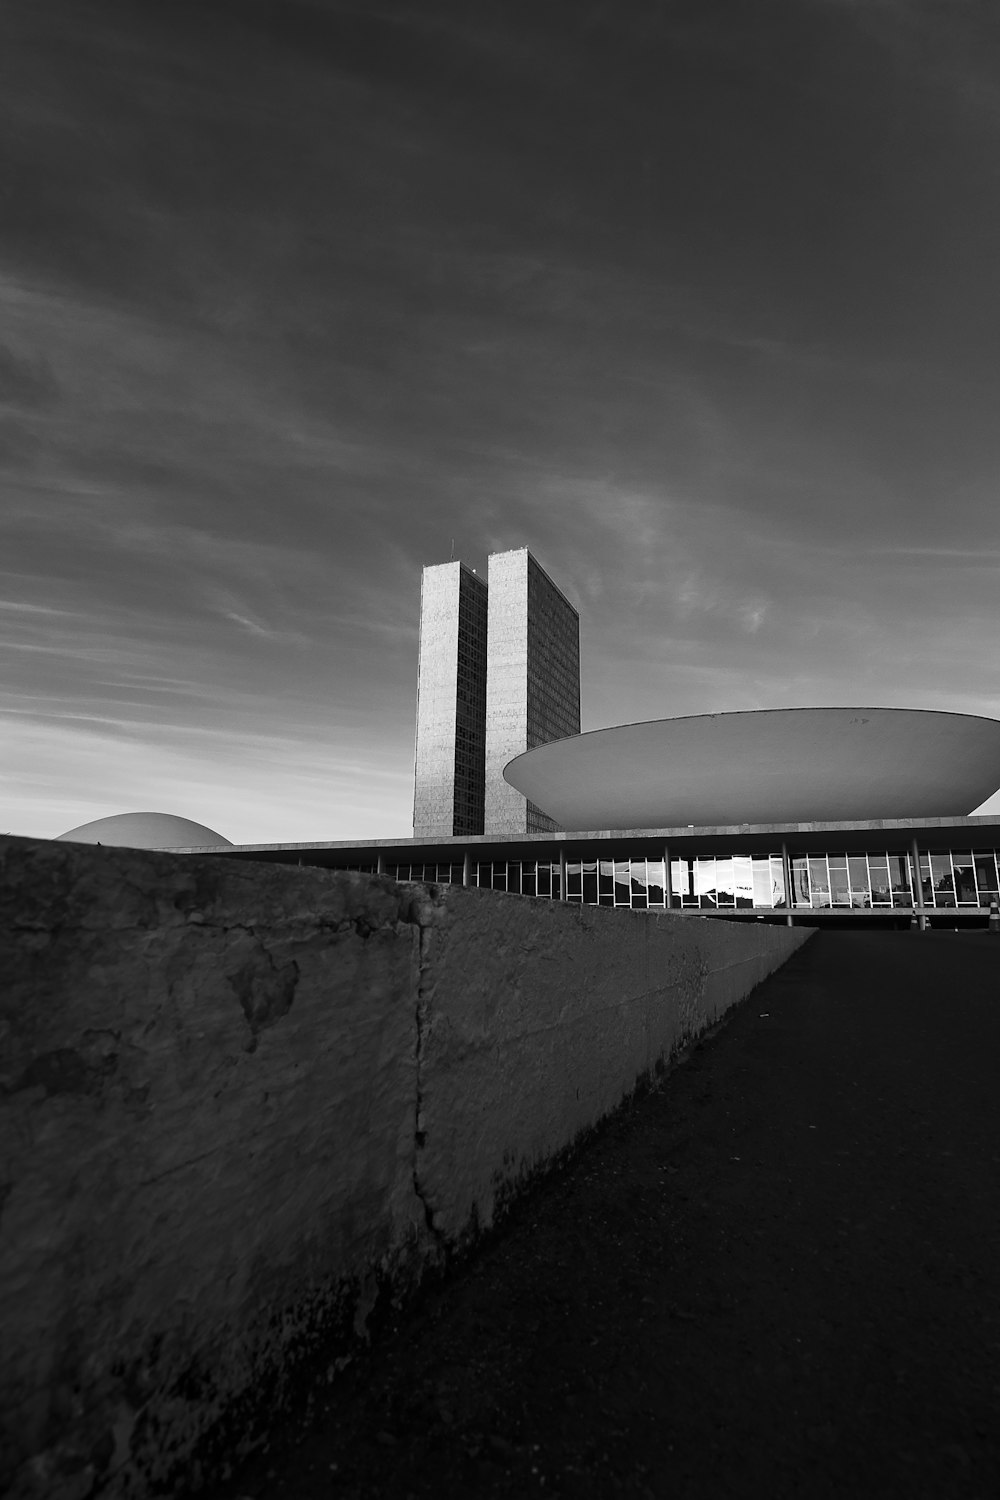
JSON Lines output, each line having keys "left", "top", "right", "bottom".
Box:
{"left": 345, "top": 846, "right": 1000, "bottom": 915}
{"left": 452, "top": 568, "right": 488, "bottom": 836}
{"left": 789, "top": 849, "right": 1000, "bottom": 910}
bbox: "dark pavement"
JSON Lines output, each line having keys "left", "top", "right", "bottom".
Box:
{"left": 221, "top": 930, "right": 1000, "bottom": 1499}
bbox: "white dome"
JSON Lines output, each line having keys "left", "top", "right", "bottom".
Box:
{"left": 56, "top": 811, "right": 232, "bottom": 849}
{"left": 505, "top": 708, "right": 1000, "bottom": 829}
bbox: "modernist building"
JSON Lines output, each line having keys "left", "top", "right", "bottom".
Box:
{"left": 412, "top": 548, "right": 580, "bottom": 839}
{"left": 73, "top": 549, "right": 1000, "bottom": 929}
{"left": 413, "top": 561, "right": 489, "bottom": 838}
{"left": 215, "top": 813, "right": 1000, "bottom": 929}
{"left": 484, "top": 548, "right": 580, "bottom": 836}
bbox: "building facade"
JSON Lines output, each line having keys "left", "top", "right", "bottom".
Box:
{"left": 413, "top": 548, "right": 581, "bottom": 838}
{"left": 412, "top": 561, "right": 488, "bottom": 838}
{"left": 484, "top": 549, "right": 581, "bottom": 836}
{"left": 374, "top": 547, "right": 1000, "bottom": 917}
{"left": 217, "top": 817, "right": 1000, "bottom": 929}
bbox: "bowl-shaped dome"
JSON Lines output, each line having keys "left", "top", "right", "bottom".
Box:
{"left": 56, "top": 811, "right": 232, "bottom": 849}
{"left": 504, "top": 708, "right": 1000, "bottom": 830}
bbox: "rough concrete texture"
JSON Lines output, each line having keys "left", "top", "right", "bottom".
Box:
{"left": 0, "top": 835, "right": 811, "bottom": 1499}
{"left": 416, "top": 896, "right": 812, "bottom": 1242}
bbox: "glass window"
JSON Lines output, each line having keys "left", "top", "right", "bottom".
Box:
{"left": 507, "top": 862, "right": 521, "bottom": 895}
{"left": 646, "top": 860, "right": 666, "bottom": 907}
{"left": 671, "top": 860, "right": 689, "bottom": 897}
{"left": 566, "top": 861, "right": 582, "bottom": 902}
{"left": 522, "top": 863, "right": 537, "bottom": 898}
{"left": 598, "top": 861, "right": 616, "bottom": 903}
{"left": 829, "top": 861, "right": 850, "bottom": 906}
{"left": 848, "top": 855, "right": 870, "bottom": 907}
{"left": 889, "top": 854, "right": 913, "bottom": 906}
{"left": 929, "top": 853, "right": 955, "bottom": 907}
{"left": 916, "top": 854, "right": 933, "bottom": 906}
{"left": 694, "top": 859, "right": 717, "bottom": 908}
{"left": 752, "top": 859, "right": 771, "bottom": 907}
{"left": 746, "top": 857, "right": 775, "bottom": 908}
{"left": 536, "top": 863, "right": 552, "bottom": 898}
{"left": 868, "top": 855, "right": 891, "bottom": 906}
{"left": 770, "top": 856, "right": 787, "bottom": 908}
{"left": 733, "top": 856, "right": 754, "bottom": 909}
{"left": 582, "top": 862, "right": 598, "bottom": 904}
{"left": 713, "top": 858, "right": 736, "bottom": 907}
{"left": 791, "top": 856, "right": 811, "bottom": 907}
{"left": 680, "top": 858, "right": 699, "bottom": 907}
{"left": 808, "top": 857, "right": 831, "bottom": 907}
{"left": 951, "top": 853, "right": 977, "bottom": 905}
{"left": 974, "top": 853, "right": 999, "bottom": 900}
{"left": 627, "top": 861, "right": 647, "bottom": 909}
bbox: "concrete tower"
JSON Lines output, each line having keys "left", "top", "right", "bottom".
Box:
{"left": 412, "top": 561, "right": 488, "bottom": 838}
{"left": 484, "top": 548, "right": 581, "bottom": 836}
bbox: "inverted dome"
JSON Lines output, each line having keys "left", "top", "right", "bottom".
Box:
{"left": 504, "top": 708, "right": 1000, "bottom": 830}
{"left": 56, "top": 811, "right": 232, "bottom": 849}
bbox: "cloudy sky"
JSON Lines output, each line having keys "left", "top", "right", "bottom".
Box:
{"left": 2, "top": 0, "right": 999, "bottom": 842}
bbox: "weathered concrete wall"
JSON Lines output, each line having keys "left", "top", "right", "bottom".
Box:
{"left": 0, "top": 836, "right": 811, "bottom": 1499}
{"left": 416, "top": 897, "right": 811, "bottom": 1242}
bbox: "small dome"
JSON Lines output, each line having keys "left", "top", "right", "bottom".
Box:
{"left": 56, "top": 811, "right": 233, "bottom": 849}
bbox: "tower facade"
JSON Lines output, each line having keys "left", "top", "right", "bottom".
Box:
{"left": 484, "top": 548, "right": 581, "bottom": 836}
{"left": 412, "top": 561, "right": 488, "bottom": 838}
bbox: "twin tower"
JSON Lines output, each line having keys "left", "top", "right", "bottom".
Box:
{"left": 413, "top": 547, "right": 581, "bottom": 838}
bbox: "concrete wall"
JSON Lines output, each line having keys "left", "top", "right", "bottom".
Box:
{"left": 0, "top": 835, "right": 812, "bottom": 1499}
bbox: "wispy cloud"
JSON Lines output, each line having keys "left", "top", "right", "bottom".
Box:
{"left": 1, "top": 0, "right": 998, "bottom": 840}
{"left": 0, "top": 599, "right": 75, "bottom": 616}
{"left": 1, "top": 715, "right": 413, "bottom": 842}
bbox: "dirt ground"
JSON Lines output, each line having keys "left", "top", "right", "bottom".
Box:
{"left": 216, "top": 930, "right": 1000, "bottom": 1499}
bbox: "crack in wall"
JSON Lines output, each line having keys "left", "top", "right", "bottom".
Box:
{"left": 401, "top": 888, "right": 446, "bottom": 1249}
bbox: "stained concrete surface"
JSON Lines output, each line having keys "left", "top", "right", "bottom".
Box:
{"left": 218, "top": 931, "right": 1000, "bottom": 1499}
{"left": 1, "top": 835, "right": 806, "bottom": 1498}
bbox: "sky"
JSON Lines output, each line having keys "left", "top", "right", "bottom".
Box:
{"left": 2, "top": 0, "right": 999, "bottom": 842}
